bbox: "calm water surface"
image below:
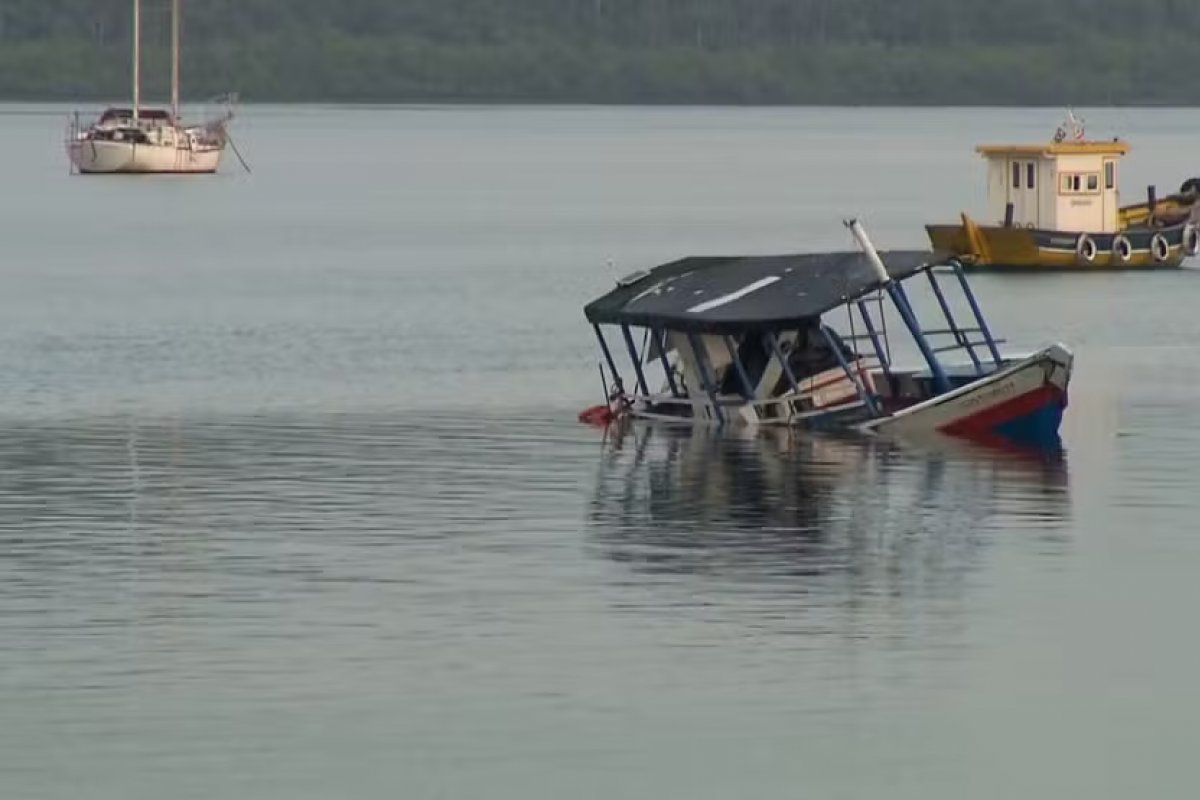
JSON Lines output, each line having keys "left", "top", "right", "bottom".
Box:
{"left": 1, "top": 105, "right": 1199, "bottom": 797}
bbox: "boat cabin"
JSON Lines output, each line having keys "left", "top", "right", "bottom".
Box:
{"left": 98, "top": 107, "right": 175, "bottom": 126}
{"left": 976, "top": 138, "right": 1129, "bottom": 233}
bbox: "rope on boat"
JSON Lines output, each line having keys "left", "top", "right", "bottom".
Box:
{"left": 227, "top": 132, "right": 252, "bottom": 173}
{"left": 598, "top": 361, "right": 609, "bottom": 406}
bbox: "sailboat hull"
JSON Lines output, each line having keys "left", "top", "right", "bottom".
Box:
{"left": 70, "top": 138, "right": 223, "bottom": 174}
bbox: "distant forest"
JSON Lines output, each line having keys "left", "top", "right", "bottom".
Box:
{"left": 1, "top": 0, "right": 1197, "bottom": 104}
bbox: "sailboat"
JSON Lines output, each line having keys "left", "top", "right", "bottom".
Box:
{"left": 66, "top": 0, "right": 234, "bottom": 175}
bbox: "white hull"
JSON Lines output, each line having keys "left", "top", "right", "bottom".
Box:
{"left": 612, "top": 344, "right": 1071, "bottom": 448}
{"left": 69, "top": 138, "right": 223, "bottom": 174}
{"left": 863, "top": 344, "right": 1073, "bottom": 438}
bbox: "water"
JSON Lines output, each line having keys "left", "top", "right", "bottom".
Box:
{"left": 1, "top": 104, "right": 1199, "bottom": 797}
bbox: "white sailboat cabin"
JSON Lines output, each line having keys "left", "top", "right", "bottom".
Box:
{"left": 976, "top": 139, "right": 1129, "bottom": 233}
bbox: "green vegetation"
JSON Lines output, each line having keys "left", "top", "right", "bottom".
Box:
{"left": 1, "top": 0, "right": 1197, "bottom": 104}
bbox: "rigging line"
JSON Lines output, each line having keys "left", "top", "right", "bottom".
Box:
{"left": 227, "top": 131, "right": 251, "bottom": 173}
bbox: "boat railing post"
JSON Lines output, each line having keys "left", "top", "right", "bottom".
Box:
{"left": 820, "top": 325, "right": 879, "bottom": 416}
{"left": 620, "top": 324, "right": 650, "bottom": 396}
{"left": 593, "top": 324, "right": 624, "bottom": 395}
{"left": 948, "top": 259, "right": 1003, "bottom": 366}
{"left": 722, "top": 336, "right": 755, "bottom": 400}
{"left": 925, "top": 269, "right": 982, "bottom": 374}
{"left": 597, "top": 362, "right": 610, "bottom": 406}
{"left": 653, "top": 329, "right": 681, "bottom": 397}
{"left": 875, "top": 291, "right": 892, "bottom": 362}
{"left": 68, "top": 111, "right": 80, "bottom": 175}
{"left": 854, "top": 300, "right": 892, "bottom": 378}
{"left": 686, "top": 333, "right": 725, "bottom": 427}
{"left": 845, "top": 219, "right": 951, "bottom": 393}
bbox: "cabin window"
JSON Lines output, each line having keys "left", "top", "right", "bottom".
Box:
{"left": 1105, "top": 161, "right": 1115, "bottom": 189}
{"left": 1012, "top": 162, "right": 1020, "bottom": 189}
{"left": 1058, "top": 172, "right": 1105, "bottom": 194}
{"left": 1027, "top": 163, "right": 1036, "bottom": 189}
{"left": 1060, "top": 173, "right": 1089, "bottom": 194}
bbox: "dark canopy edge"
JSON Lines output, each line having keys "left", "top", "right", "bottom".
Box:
{"left": 585, "top": 250, "right": 943, "bottom": 334}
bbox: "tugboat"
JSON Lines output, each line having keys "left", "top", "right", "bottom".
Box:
{"left": 926, "top": 111, "right": 1200, "bottom": 270}
{"left": 66, "top": 0, "right": 234, "bottom": 175}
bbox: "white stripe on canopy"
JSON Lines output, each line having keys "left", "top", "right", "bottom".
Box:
{"left": 687, "top": 276, "right": 782, "bottom": 314}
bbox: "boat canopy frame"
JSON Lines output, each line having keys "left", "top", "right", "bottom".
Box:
{"left": 586, "top": 222, "right": 1007, "bottom": 427}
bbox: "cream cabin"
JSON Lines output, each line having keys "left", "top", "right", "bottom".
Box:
{"left": 977, "top": 140, "right": 1129, "bottom": 233}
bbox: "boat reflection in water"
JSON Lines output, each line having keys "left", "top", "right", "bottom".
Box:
{"left": 586, "top": 423, "right": 1070, "bottom": 597}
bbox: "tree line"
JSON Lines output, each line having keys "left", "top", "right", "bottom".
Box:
{"left": 1, "top": 0, "right": 1195, "bottom": 103}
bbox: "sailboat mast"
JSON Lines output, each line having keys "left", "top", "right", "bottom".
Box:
{"left": 132, "top": 0, "right": 141, "bottom": 121}
{"left": 171, "top": 0, "right": 180, "bottom": 121}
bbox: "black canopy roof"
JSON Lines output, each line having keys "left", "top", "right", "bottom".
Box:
{"left": 584, "top": 250, "right": 938, "bottom": 334}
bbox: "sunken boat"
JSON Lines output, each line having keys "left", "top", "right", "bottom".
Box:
{"left": 580, "top": 221, "right": 1072, "bottom": 448}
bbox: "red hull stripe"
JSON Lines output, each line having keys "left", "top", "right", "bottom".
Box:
{"left": 939, "top": 384, "right": 1062, "bottom": 435}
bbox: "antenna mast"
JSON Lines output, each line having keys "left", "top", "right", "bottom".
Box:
{"left": 132, "top": 0, "right": 141, "bottom": 121}
{"left": 171, "top": 0, "right": 180, "bottom": 120}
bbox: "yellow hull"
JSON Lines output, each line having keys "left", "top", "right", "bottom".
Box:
{"left": 927, "top": 217, "right": 1189, "bottom": 271}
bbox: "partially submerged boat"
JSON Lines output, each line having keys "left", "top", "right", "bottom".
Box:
{"left": 926, "top": 112, "right": 1200, "bottom": 270}
{"left": 66, "top": 0, "right": 234, "bottom": 175}
{"left": 580, "top": 221, "right": 1072, "bottom": 448}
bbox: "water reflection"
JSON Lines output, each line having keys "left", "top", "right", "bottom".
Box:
{"left": 0, "top": 412, "right": 594, "bottom": 588}
{"left": 587, "top": 425, "right": 1070, "bottom": 595}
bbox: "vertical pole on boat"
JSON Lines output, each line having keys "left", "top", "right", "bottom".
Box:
{"left": 763, "top": 332, "right": 801, "bottom": 394}
{"left": 171, "top": 0, "right": 181, "bottom": 122}
{"left": 593, "top": 325, "right": 624, "bottom": 395}
{"left": 722, "top": 336, "right": 756, "bottom": 400}
{"left": 820, "top": 325, "right": 878, "bottom": 416}
{"left": 653, "top": 330, "right": 681, "bottom": 397}
{"left": 845, "top": 219, "right": 951, "bottom": 394}
{"left": 948, "top": 259, "right": 1003, "bottom": 366}
{"left": 132, "top": 0, "right": 141, "bottom": 122}
{"left": 686, "top": 333, "right": 725, "bottom": 427}
{"left": 924, "top": 269, "right": 982, "bottom": 373}
{"left": 597, "top": 362, "right": 609, "bottom": 406}
{"left": 875, "top": 292, "right": 891, "bottom": 363}
{"left": 620, "top": 325, "right": 649, "bottom": 396}
{"left": 854, "top": 301, "right": 892, "bottom": 378}
{"left": 69, "top": 110, "right": 80, "bottom": 176}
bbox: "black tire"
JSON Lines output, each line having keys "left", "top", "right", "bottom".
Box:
{"left": 1112, "top": 235, "right": 1133, "bottom": 263}
{"left": 1075, "top": 234, "right": 1097, "bottom": 265}
{"left": 1151, "top": 233, "right": 1170, "bottom": 262}
{"left": 1185, "top": 223, "right": 1200, "bottom": 257}
{"left": 1179, "top": 177, "right": 1200, "bottom": 195}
